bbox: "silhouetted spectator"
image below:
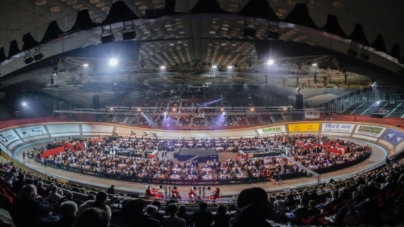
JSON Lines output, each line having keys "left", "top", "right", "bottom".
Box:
{"left": 213, "top": 205, "right": 230, "bottom": 227}
{"left": 191, "top": 202, "right": 213, "bottom": 227}
{"left": 163, "top": 203, "right": 186, "bottom": 227}
{"left": 73, "top": 207, "right": 108, "bottom": 227}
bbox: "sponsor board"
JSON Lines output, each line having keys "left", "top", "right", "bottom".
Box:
{"left": 16, "top": 126, "right": 47, "bottom": 138}
{"left": 288, "top": 123, "right": 319, "bottom": 132}
{"left": 381, "top": 128, "right": 404, "bottom": 145}
{"left": 352, "top": 134, "right": 378, "bottom": 141}
{"left": 257, "top": 125, "right": 286, "bottom": 134}
{"left": 355, "top": 125, "right": 386, "bottom": 137}
{"left": 321, "top": 123, "right": 355, "bottom": 133}
{"left": 0, "top": 142, "right": 8, "bottom": 154}
{"left": 0, "top": 130, "right": 19, "bottom": 146}
{"left": 321, "top": 132, "right": 352, "bottom": 137}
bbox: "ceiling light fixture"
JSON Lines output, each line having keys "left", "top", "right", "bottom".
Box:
{"left": 227, "top": 65, "right": 233, "bottom": 69}
{"left": 267, "top": 59, "right": 274, "bottom": 65}
{"left": 122, "top": 21, "right": 136, "bottom": 40}
{"left": 24, "top": 51, "right": 34, "bottom": 64}
{"left": 33, "top": 46, "right": 44, "bottom": 61}
{"left": 160, "top": 65, "right": 166, "bottom": 70}
{"left": 109, "top": 58, "right": 118, "bottom": 66}
{"left": 82, "top": 63, "right": 89, "bottom": 67}
{"left": 101, "top": 25, "right": 115, "bottom": 43}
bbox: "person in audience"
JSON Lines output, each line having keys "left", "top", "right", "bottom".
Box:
{"left": 284, "top": 198, "right": 309, "bottom": 222}
{"left": 230, "top": 187, "right": 273, "bottom": 227}
{"left": 73, "top": 207, "right": 108, "bottom": 227}
{"left": 152, "top": 200, "right": 164, "bottom": 223}
{"left": 47, "top": 185, "right": 63, "bottom": 204}
{"left": 36, "top": 181, "right": 46, "bottom": 197}
{"left": 58, "top": 191, "right": 74, "bottom": 205}
{"left": 213, "top": 205, "right": 230, "bottom": 227}
{"left": 11, "top": 184, "right": 53, "bottom": 227}
{"left": 12, "top": 174, "right": 25, "bottom": 194}
{"left": 4, "top": 168, "right": 17, "bottom": 187}
{"left": 177, "top": 205, "right": 190, "bottom": 227}
{"left": 163, "top": 203, "right": 186, "bottom": 227}
{"left": 146, "top": 204, "right": 159, "bottom": 218}
{"left": 56, "top": 201, "right": 78, "bottom": 227}
{"left": 79, "top": 191, "right": 111, "bottom": 223}
{"left": 107, "top": 185, "right": 115, "bottom": 195}
{"left": 121, "top": 199, "right": 160, "bottom": 227}
{"left": 273, "top": 195, "right": 287, "bottom": 214}
{"left": 191, "top": 202, "right": 213, "bottom": 227}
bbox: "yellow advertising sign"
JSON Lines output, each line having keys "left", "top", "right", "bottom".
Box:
{"left": 288, "top": 123, "right": 320, "bottom": 132}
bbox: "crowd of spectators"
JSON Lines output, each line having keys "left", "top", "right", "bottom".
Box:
{"left": 31, "top": 134, "right": 371, "bottom": 184}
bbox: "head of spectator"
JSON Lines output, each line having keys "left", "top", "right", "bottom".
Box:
{"left": 51, "top": 186, "right": 58, "bottom": 193}
{"left": 216, "top": 205, "right": 227, "bottom": 217}
{"left": 85, "top": 194, "right": 96, "bottom": 201}
{"left": 60, "top": 201, "right": 78, "bottom": 218}
{"left": 66, "top": 191, "right": 73, "bottom": 200}
{"left": 231, "top": 187, "right": 272, "bottom": 227}
{"left": 146, "top": 205, "right": 158, "bottom": 216}
{"left": 167, "top": 203, "right": 178, "bottom": 217}
{"left": 20, "top": 184, "right": 37, "bottom": 200}
{"left": 178, "top": 205, "right": 187, "bottom": 215}
{"left": 73, "top": 208, "right": 108, "bottom": 227}
{"left": 199, "top": 202, "right": 208, "bottom": 211}
{"left": 152, "top": 200, "right": 162, "bottom": 211}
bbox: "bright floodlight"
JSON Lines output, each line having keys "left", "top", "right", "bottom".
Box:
{"left": 222, "top": 112, "right": 226, "bottom": 115}
{"left": 227, "top": 65, "right": 233, "bottom": 69}
{"left": 212, "top": 65, "right": 217, "bottom": 69}
{"left": 267, "top": 59, "right": 274, "bottom": 65}
{"left": 160, "top": 65, "right": 166, "bottom": 70}
{"left": 109, "top": 58, "right": 118, "bottom": 66}
{"left": 110, "top": 107, "right": 114, "bottom": 110}
{"left": 22, "top": 102, "right": 27, "bottom": 106}
{"left": 164, "top": 112, "right": 167, "bottom": 115}
{"left": 377, "top": 101, "right": 380, "bottom": 104}
{"left": 250, "top": 107, "right": 254, "bottom": 111}
{"left": 312, "top": 63, "right": 317, "bottom": 66}
{"left": 83, "top": 63, "right": 89, "bottom": 67}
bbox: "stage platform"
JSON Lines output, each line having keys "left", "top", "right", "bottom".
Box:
{"left": 14, "top": 139, "right": 387, "bottom": 197}
{"left": 174, "top": 148, "right": 218, "bottom": 162}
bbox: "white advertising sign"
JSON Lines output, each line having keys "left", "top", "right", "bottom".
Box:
{"left": 16, "top": 126, "right": 47, "bottom": 138}
{"left": 0, "top": 129, "right": 19, "bottom": 146}
{"left": 321, "top": 123, "right": 355, "bottom": 133}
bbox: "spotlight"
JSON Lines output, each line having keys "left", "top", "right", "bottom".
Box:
{"left": 311, "top": 63, "right": 317, "bottom": 66}
{"left": 267, "top": 59, "right": 274, "bottom": 65}
{"left": 227, "top": 65, "right": 233, "bottom": 69}
{"left": 22, "top": 102, "right": 27, "bottom": 106}
{"left": 164, "top": 112, "right": 167, "bottom": 115}
{"left": 250, "top": 107, "right": 254, "bottom": 111}
{"left": 110, "top": 107, "right": 114, "bottom": 110}
{"left": 160, "top": 65, "right": 166, "bottom": 70}
{"left": 221, "top": 108, "right": 224, "bottom": 111}
{"left": 376, "top": 101, "right": 380, "bottom": 104}
{"left": 222, "top": 112, "right": 226, "bottom": 115}
{"left": 283, "top": 107, "right": 287, "bottom": 110}
{"left": 172, "top": 108, "right": 176, "bottom": 111}
{"left": 109, "top": 58, "right": 118, "bottom": 66}
{"left": 137, "top": 108, "right": 141, "bottom": 111}
{"left": 141, "top": 112, "right": 144, "bottom": 114}
{"left": 33, "top": 52, "right": 44, "bottom": 61}
{"left": 82, "top": 63, "right": 89, "bottom": 67}
{"left": 212, "top": 65, "right": 217, "bottom": 69}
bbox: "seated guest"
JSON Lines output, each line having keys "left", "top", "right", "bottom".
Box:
{"left": 213, "top": 205, "right": 230, "bottom": 227}
{"left": 191, "top": 202, "right": 213, "bottom": 227}
{"left": 56, "top": 201, "right": 78, "bottom": 227}
{"left": 36, "top": 181, "right": 47, "bottom": 197}
{"left": 47, "top": 186, "right": 63, "bottom": 204}
{"left": 284, "top": 198, "right": 309, "bottom": 222}
{"left": 11, "top": 184, "right": 53, "bottom": 227}
{"left": 121, "top": 199, "right": 160, "bottom": 227}
{"left": 230, "top": 187, "right": 273, "bottom": 227}
{"left": 163, "top": 203, "right": 186, "bottom": 227}
{"left": 177, "top": 205, "right": 190, "bottom": 227}
{"left": 152, "top": 200, "right": 164, "bottom": 223}
{"left": 73, "top": 207, "right": 108, "bottom": 227}
{"left": 79, "top": 191, "right": 111, "bottom": 223}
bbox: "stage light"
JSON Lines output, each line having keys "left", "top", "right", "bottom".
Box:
{"left": 222, "top": 112, "right": 226, "bottom": 115}
{"left": 24, "top": 51, "right": 33, "bottom": 64}
{"left": 312, "top": 63, "right": 317, "bottom": 66}
{"left": 376, "top": 101, "right": 380, "bottom": 104}
{"left": 267, "top": 30, "right": 280, "bottom": 40}
{"left": 164, "top": 112, "right": 167, "bottom": 115}
{"left": 122, "top": 30, "right": 136, "bottom": 40}
{"left": 137, "top": 108, "right": 141, "bottom": 111}
{"left": 347, "top": 48, "right": 358, "bottom": 57}
{"left": 82, "top": 63, "right": 89, "bottom": 67}
{"left": 109, "top": 58, "right": 118, "bottom": 66}
{"left": 101, "top": 26, "right": 115, "bottom": 43}
{"left": 267, "top": 59, "right": 274, "bottom": 65}
{"left": 110, "top": 107, "right": 114, "bottom": 110}
{"left": 359, "top": 53, "right": 369, "bottom": 61}
{"left": 160, "top": 65, "right": 166, "bottom": 70}
{"left": 250, "top": 107, "right": 254, "bottom": 111}
{"left": 227, "top": 65, "right": 233, "bottom": 69}
{"left": 221, "top": 108, "right": 224, "bottom": 111}
{"left": 33, "top": 46, "right": 44, "bottom": 61}
{"left": 283, "top": 107, "right": 287, "bottom": 110}
{"left": 212, "top": 65, "right": 217, "bottom": 69}
{"left": 22, "top": 102, "right": 27, "bottom": 106}
{"left": 172, "top": 108, "right": 176, "bottom": 111}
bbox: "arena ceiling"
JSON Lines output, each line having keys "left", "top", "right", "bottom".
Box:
{"left": 0, "top": 0, "right": 403, "bottom": 94}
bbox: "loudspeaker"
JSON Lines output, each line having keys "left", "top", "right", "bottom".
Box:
{"left": 93, "top": 95, "right": 100, "bottom": 109}
{"left": 295, "top": 94, "right": 303, "bottom": 109}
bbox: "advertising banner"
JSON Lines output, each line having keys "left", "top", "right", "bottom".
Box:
{"left": 305, "top": 109, "right": 321, "bottom": 119}
{"left": 16, "top": 126, "right": 47, "bottom": 138}
{"left": 0, "top": 129, "right": 19, "bottom": 146}
{"left": 381, "top": 128, "right": 404, "bottom": 145}
{"left": 288, "top": 123, "right": 319, "bottom": 132}
{"left": 354, "top": 125, "right": 386, "bottom": 137}
{"left": 321, "top": 123, "right": 355, "bottom": 134}
{"left": 257, "top": 125, "right": 286, "bottom": 135}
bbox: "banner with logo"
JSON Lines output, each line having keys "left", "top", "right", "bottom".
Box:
{"left": 321, "top": 123, "right": 355, "bottom": 133}
{"left": 257, "top": 125, "right": 286, "bottom": 135}
{"left": 288, "top": 123, "right": 320, "bottom": 132}
{"left": 16, "top": 126, "right": 47, "bottom": 138}
{"left": 354, "top": 125, "right": 386, "bottom": 137}
{"left": 381, "top": 128, "right": 404, "bottom": 145}
{"left": 0, "top": 129, "right": 19, "bottom": 146}
{"left": 305, "top": 109, "right": 321, "bottom": 119}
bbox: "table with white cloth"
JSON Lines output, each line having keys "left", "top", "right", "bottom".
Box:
{"left": 172, "top": 168, "right": 182, "bottom": 172}
{"left": 216, "top": 147, "right": 224, "bottom": 152}
{"left": 174, "top": 143, "right": 183, "bottom": 148}
{"left": 202, "top": 175, "right": 213, "bottom": 180}
{"left": 118, "top": 164, "right": 127, "bottom": 168}
{"left": 202, "top": 168, "right": 212, "bottom": 173}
